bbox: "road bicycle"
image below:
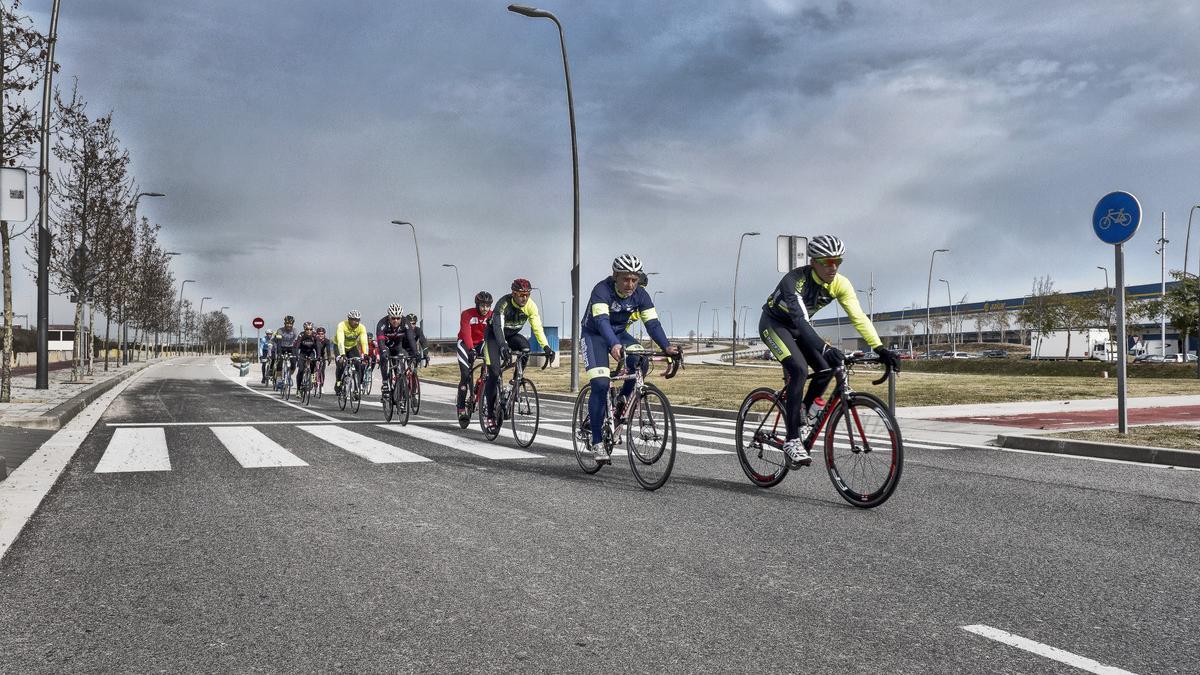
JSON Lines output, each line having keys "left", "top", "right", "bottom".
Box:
{"left": 362, "top": 357, "right": 375, "bottom": 396}
{"left": 407, "top": 355, "right": 424, "bottom": 415}
{"left": 479, "top": 348, "right": 548, "bottom": 448}
{"left": 381, "top": 353, "right": 420, "bottom": 425}
{"left": 265, "top": 352, "right": 278, "bottom": 390}
{"left": 570, "top": 347, "right": 682, "bottom": 491}
{"left": 296, "top": 355, "right": 315, "bottom": 406}
{"left": 336, "top": 356, "right": 363, "bottom": 414}
{"left": 276, "top": 353, "right": 295, "bottom": 401}
{"left": 734, "top": 354, "right": 902, "bottom": 508}
{"left": 314, "top": 358, "right": 329, "bottom": 399}
{"left": 1099, "top": 208, "right": 1131, "bottom": 230}
{"left": 458, "top": 359, "right": 487, "bottom": 429}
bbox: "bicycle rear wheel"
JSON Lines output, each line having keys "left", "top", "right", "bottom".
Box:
{"left": 478, "top": 379, "right": 501, "bottom": 441}
{"left": 410, "top": 371, "right": 422, "bottom": 415}
{"left": 383, "top": 375, "right": 395, "bottom": 422}
{"left": 824, "top": 392, "right": 903, "bottom": 508}
{"left": 363, "top": 366, "right": 373, "bottom": 396}
{"left": 349, "top": 374, "right": 362, "bottom": 414}
{"left": 572, "top": 384, "right": 604, "bottom": 474}
{"left": 510, "top": 379, "right": 539, "bottom": 448}
{"left": 337, "top": 372, "right": 349, "bottom": 411}
{"left": 626, "top": 384, "right": 676, "bottom": 491}
{"left": 735, "top": 387, "right": 790, "bottom": 488}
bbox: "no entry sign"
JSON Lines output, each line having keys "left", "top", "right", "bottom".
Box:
{"left": 252, "top": 317, "right": 265, "bottom": 329}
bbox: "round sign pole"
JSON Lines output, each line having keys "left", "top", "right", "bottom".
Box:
{"left": 1093, "top": 191, "right": 1141, "bottom": 434}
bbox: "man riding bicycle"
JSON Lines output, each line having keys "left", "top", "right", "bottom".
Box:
{"left": 258, "top": 330, "right": 275, "bottom": 384}
{"left": 580, "top": 254, "right": 680, "bottom": 463}
{"left": 271, "top": 317, "right": 299, "bottom": 391}
{"left": 375, "top": 304, "right": 421, "bottom": 397}
{"left": 294, "top": 322, "right": 321, "bottom": 388}
{"left": 334, "top": 310, "right": 369, "bottom": 395}
{"left": 482, "top": 279, "right": 555, "bottom": 432}
{"left": 456, "top": 291, "right": 494, "bottom": 418}
{"left": 406, "top": 313, "right": 430, "bottom": 362}
{"left": 759, "top": 235, "right": 900, "bottom": 465}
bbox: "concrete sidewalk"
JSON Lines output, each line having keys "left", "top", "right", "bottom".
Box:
{"left": 0, "top": 358, "right": 165, "bottom": 430}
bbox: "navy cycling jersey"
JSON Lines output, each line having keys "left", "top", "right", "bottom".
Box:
{"left": 579, "top": 278, "right": 669, "bottom": 350}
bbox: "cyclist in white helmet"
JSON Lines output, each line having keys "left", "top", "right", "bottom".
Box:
{"left": 375, "top": 303, "right": 419, "bottom": 396}
{"left": 759, "top": 235, "right": 900, "bottom": 465}
{"left": 578, "top": 254, "right": 680, "bottom": 463}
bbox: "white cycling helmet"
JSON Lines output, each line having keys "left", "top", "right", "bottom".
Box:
{"left": 612, "top": 254, "right": 643, "bottom": 274}
{"left": 807, "top": 235, "right": 846, "bottom": 259}
{"left": 347, "top": 310, "right": 362, "bottom": 320}
{"left": 387, "top": 303, "right": 404, "bottom": 318}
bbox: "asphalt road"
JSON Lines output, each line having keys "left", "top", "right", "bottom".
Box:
{"left": 1, "top": 357, "right": 1197, "bottom": 673}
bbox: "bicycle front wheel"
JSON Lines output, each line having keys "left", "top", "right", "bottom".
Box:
{"left": 735, "top": 387, "right": 790, "bottom": 488}
{"left": 510, "top": 379, "right": 539, "bottom": 448}
{"left": 410, "top": 372, "right": 421, "bottom": 415}
{"left": 478, "top": 380, "right": 501, "bottom": 441}
{"left": 626, "top": 384, "right": 676, "bottom": 491}
{"left": 337, "top": 373, "right": 349, "bottom": 411}
{"left": 349, "top": 376, "right": 361, "bottom": 414}
{"left": 363, "top": 367, "right": 373, "bottom": 396}
{"left": 824, "top": 392, "right": 903, "bottom": 508}
{"left": 382, "top": 376, "right": 395, "bottom": 422}
{"left": 572, "top": 384, "right": 603, "bottom": 474}
{"left": 396, "top": 374, "right": 411, "bottom": 427}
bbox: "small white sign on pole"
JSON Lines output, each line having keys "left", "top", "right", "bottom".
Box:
{"left": 776, "top": 235, "right": 808, "bottom": 273}
{"left": 0, "top": 167, "right": 29, "bottom": 222}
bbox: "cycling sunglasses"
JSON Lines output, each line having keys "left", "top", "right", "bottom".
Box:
{"left": 813, "top": 256, "right": 843, "bottom": 265}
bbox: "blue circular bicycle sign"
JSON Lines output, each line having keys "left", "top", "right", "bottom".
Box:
{"left": 1093, "top": 191, "right": 1141, "bottom": 245}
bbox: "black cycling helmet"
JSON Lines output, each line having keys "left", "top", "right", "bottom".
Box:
{"left": 283, "top": 315, "right": 295, "bottom": 325}
{"left": 475, "top": 291, "right": 493, "bottom": 305}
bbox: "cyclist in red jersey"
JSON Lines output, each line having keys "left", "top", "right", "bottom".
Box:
{"left": 456, "top": 291, "right": 494, "bottom": 417}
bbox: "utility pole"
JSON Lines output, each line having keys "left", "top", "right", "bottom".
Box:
{"left": 1157, "top": 212, "right": 1168, "bottom": 358}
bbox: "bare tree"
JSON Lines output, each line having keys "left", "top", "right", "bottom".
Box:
{"left": 1018, "top": 276, "right": 1063, "bottom": 358}
{"left": 1, "top": 0, "right": 52, "bottom": 401}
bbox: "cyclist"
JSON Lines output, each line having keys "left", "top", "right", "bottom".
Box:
{"left": 375, "top": 304, "right": 419, "bottom": 398}
{"left": 482, "top": 278, "right": 555, "bottom": 431}
{"left": 759, "top": 235, "right": 901, "bottom": 465}
{"left": 580, "top": 254, "right": 680, "bottom": 463}
{"left": 314, "top": 326, "right": 333, "bottom": 390}
{"left": 272, "top": 316, "right": 299, "bottom": 390}
{"left": 294, "top": 322, "right": 321, "bottom": 389}
{"left": 456, "top": 291, "right": 494, "bottom": 418}
{"left": 258, "top": 330, "right": 275, "bottom": 384}
{"left": 406, "top": 313, "right": 430, "bottom": 364}
{"left": 365, "top": 332, "right": 379, "bottom": 376}
{"left": 334, "top": 310, "right": 369, "bottom": 395}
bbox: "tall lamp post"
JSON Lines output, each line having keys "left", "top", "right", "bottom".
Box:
{"left": 34, "top": 0, "right": 63, "bottom": 389}
{"left": 926, "top": 248, "right": 949, "bottom": 357}
{"left": 695, "top": 301, "right": 707, "bottom": 352}
{"left": 731, "top": 231, "right": 760, "bottom": 366}
{"left": 1181, "top": 205, "right": 1200, "bottom": 376}
{"left": 391, "top": 220, "right": 423, "bottom": 327}
{"left": 441, "top": 263, "right": 462, "bottom": 311}
{"left": 665, "top": 310, "right": 674, "bottom": 340}
{"left": 176, "top": 279, "right": 194, "bottom": 353}
{"left": 939, "top": 278, "right": 954, "bottom": 353}
{"left": 438, "top": 305, "right": 444, "bottom": 340}
{"left": 508, "top": 4, "right": 581, "bottom": 392}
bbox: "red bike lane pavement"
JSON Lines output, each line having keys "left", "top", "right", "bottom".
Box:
{"left": 935, "top": 404, "right": 1200, "bottom": 430}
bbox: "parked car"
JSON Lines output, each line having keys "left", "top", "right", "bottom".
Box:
{"left": 1133, "top": 354, "right": 1167, "bottom": 364}
{"left": 943, "top": 351, "right": 978, "bottom": 359}
{"left": 981, "top": 349, "right": 1009, "bottom": 358}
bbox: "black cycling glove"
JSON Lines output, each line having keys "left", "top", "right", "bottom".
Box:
{"left": 822, "top": 346, "right": 846, "bottom": 368}
{"left": 543, "top": 345, "right": 556, "bottom": 361}
{"left": 874, "top": 346, "right": 901, "bottom": 371}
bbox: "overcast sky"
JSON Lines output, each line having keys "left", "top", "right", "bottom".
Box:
{"left": 11, "top": 0, "right": 1200, "bottom": 337}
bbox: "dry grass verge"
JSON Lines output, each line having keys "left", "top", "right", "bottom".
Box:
{"left": 424, "top": 361, "right": 1200, "bottom": 410}
{"left": 1050, "top": 425, "right": 1200, "bottom": 450}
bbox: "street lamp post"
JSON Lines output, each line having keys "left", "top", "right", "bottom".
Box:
{"left": 508, "top": 4, "right": 581, "bottom": 392}
{"left": 665, "top": 310, "right": 674, "bottom": 340}
{"left": 1182, "top": 205, "right": 1200, "bottom": 279}
{"left": 176, "top": 280, "right": 194, "bottom": 354}
{"left": 926, "top": 248, "right": 949, "bottom": 357}
{"left": 441, "top": 263, "right": 462, "bottom": 311}
{"left": 731, "top": 231, "right": 760, "bottom": 366}
{"left": 438, "top": 305, "right": 443, "bottom": 340}
{"left": 939, "top": 279, "right": 954, "bottom": 353}
{"left": 34, "top": 0, "right": 62, "bottom": 389}
{"left": 695, "top": 301, "right": 707, "bottom": 352}
{"left": 391, "top": 221, "right": 423, "bottom": 327}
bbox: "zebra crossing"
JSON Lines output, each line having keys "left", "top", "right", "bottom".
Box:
{"left": 93, "top": 395, "right": 966, "bottom": 474}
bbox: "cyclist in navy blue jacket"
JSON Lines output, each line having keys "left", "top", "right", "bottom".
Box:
{"left": 579, "top": 254, "right": 680, "bottom": 463}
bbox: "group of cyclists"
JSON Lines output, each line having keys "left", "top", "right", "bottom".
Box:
{"left": 255, "top": 236, "right": 902, "bottom": 468}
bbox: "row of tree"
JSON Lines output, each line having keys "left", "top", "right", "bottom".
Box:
{"left": 1, "top": 1, "right": 232, "bottom": 402}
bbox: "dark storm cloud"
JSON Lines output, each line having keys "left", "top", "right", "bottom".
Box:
{"left": 13, "top": 0, "right": 1200, "bottom": 335}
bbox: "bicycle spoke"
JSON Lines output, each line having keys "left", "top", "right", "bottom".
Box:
{"left": 825, "top": 395, "right": 902, "bottom": 508}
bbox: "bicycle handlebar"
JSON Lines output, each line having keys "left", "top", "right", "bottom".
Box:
{"left": 614, "top": 349, "right": 685, "bottom": 380}
{"left": 843, "top": 354, "right": 897, "bottom": 386}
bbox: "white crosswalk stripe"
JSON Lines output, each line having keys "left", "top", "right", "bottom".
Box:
{"left": 95, "top": 427, "right": 171, "bottom": 473}
{"left": 297, "top": 425, "right": 432, "bottom": 464}
{"left": 210, "top": 426, "right": 309, "bottom": 468}
{"left": 538, "top": 423, "right": 731, "bottom": 455}
{"left": 376, "top": 424, "right": 542, "bottom": 460}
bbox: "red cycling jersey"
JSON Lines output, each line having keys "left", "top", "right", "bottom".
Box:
{"left": 458, "top": 308, "right": 492, "bottom": 350}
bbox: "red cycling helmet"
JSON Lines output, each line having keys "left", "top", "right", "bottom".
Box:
{"left": 511, "top": 278, "right": 532, "bottom": 292}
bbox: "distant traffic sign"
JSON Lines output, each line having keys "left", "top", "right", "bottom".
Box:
{"left": 252, "top": 317, "right": 265, "bottom": 329}
{"left": 1093, "top": 191, "right": 1141, "bottom": 245}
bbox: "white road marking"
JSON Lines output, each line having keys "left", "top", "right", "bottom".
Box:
{"left": 296, "top": 425, "right": 431, "bottom": 464}
{"left": 375, "top": 424, "right": 542, "bottom": 460}
{"left": 95, "top": 427, "right": 172, "bottom": 473}
{"left": 210, "top": 426, "right": 308, "bottom": 468}
{"left": 961, "top": 624, "right": 1137, "bottom": 675}
{"left": 539, "top": 423, "right": 730, "bottom": 455}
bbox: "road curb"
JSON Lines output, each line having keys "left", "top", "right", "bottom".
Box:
{"left": 2, "top": 360, "right": 159, "bottom": 431}
{"left": 424, "top": 377, "right": 741, "bottom": 420}
{"left": 996, "top": 433, "right": 1200, "bottom": 468}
